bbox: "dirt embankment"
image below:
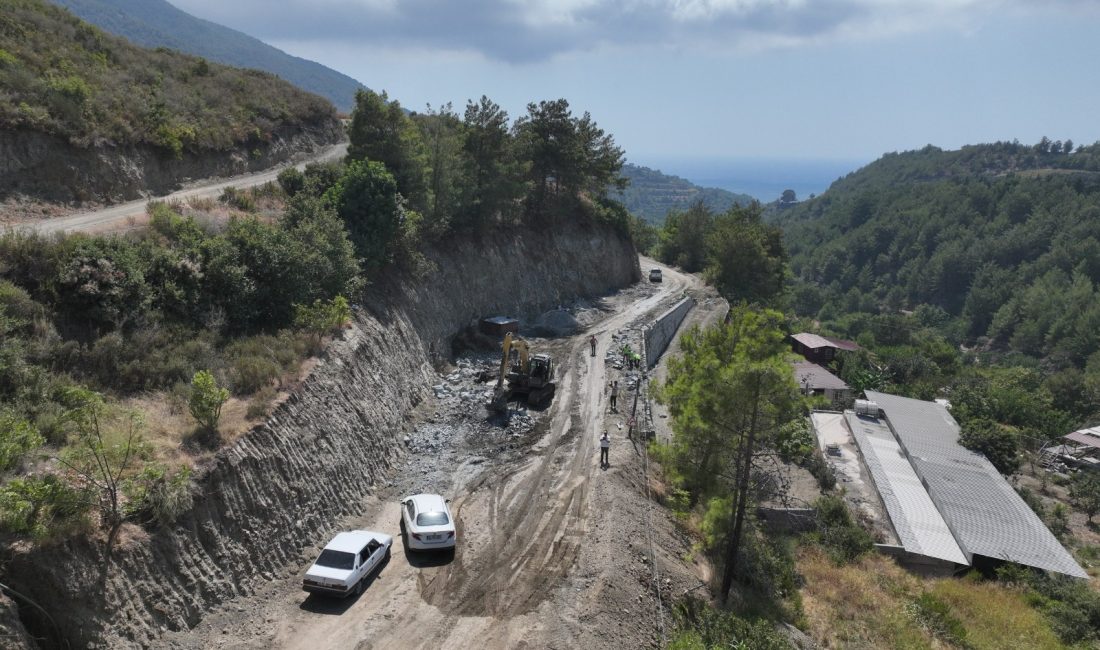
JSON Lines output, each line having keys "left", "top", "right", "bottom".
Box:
{"left": 0, "top": 119, "right": 344, "bottom": 205}
{"left": 3, "top": 221, "right": 639, "bottom": 648}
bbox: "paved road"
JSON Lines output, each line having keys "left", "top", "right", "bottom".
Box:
{"left": 8, "top": 142, "right": 348, "bottom": 236}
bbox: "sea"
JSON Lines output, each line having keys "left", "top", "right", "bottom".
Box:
{"left": 639, "top": 157, "right": 870, "bottom": 203}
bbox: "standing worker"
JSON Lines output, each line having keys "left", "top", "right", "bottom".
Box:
{"left": 590, "top": 335, "right": 597, "bottom": 357}
{"left": 609, "top": 381, "right": 619, "bottom": 412}
{"left": 599, "top": 431, "right": 611, "bottom": 468}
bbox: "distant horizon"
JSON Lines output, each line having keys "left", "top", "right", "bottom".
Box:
{"left": 632, "top": 156, "right": 870, "bottom": 203}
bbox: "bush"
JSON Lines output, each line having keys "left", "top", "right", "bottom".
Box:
{"left": 906, "top": 592, "right": 971, "bottom": 648}
{"left": 219, "top": 186, "right": 256, "bottom": 212}
{"left": 0, "top": 411, "right": 44, "bottom": 472}
{"left": 277, "top": 167, "right": 305, "bottom": 197}
{"left": 668, "top": 596, "right": 790, "bottom": 650}
{"left": 293, "top": 295, "right": 351, "bottom": 351}
{"left": 805, "top": 451, "right": 836, "bottom": 491}
{"left": 189, "top": 370, "right": 228, "bottom": 433}
{"left": 229, "top": 354, "right": 280, "bottom": 395}
{"left": 124, "top": 464, "right": 193, "bottom": 527}
{"left": 246, "top": 385, "right": 278, "bottom": 419}
{"left": 812, "top": 495, "right": 874, "bottom": 563}
{"left": 997, "top": 564, "right": 1100, "bottom": 645}
{"left": 0, "top": 475, "right": 89, "bottom": 540}
{"left": 959, "top": 417, "right": 1020, "bottom": 475}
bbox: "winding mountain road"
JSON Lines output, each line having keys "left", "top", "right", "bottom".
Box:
{"left": 6, "top": 142, "right": 348, "bottom": 236}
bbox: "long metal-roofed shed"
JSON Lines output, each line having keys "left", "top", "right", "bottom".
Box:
{"left": 866, "top": 391, "right": 1088, "bottom": 579}
{"left": 844, "top": 411, "right": 967, "bottom": 565}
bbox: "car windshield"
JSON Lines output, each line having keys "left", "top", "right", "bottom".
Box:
{"left": 417, "top": 511, "right": 449, "bottom": 526}
{"left": 315, "top": 549, "right": 355, "bottom": 570}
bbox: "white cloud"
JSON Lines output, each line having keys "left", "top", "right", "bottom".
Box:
{"left": 170, "top": 0, "right": 1083, "bottom": 63}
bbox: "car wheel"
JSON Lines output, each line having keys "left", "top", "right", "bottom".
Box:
{"left": 354, "top": 578, "right": 364, "bottom": 596}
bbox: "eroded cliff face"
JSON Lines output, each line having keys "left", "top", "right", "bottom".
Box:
{"left": 5, "top": 219, "right": 639, "bottom": 648}
{"left": 0, "top": 120, "right": 343, "bottom": 204}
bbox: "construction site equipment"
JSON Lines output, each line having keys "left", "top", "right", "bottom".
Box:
{"left": 488, "top": 332, "right": 556, "bottom": 412}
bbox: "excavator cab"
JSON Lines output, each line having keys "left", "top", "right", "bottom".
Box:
{"left": 488, "top": 334, "right": 556, "bottom": 412}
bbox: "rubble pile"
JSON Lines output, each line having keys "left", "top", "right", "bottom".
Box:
{"left": 397, "top": 353, "right": 545, "bottom": 492}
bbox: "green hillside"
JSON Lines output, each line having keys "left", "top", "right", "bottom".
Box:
{"left": 615, "top": 163, "right": 755, "bottom": 224}
{"left": 781, "top": 139, "right": 1100, "bottom": 364}
{"left": 51, "top": 0, "right": 366, "bottom": 112}
{"left": 0, "top": 0, "right": 336, "bottom": 153}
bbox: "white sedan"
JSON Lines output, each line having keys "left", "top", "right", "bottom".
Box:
{"left": 302, "top": 530, "right": 392, "bottom": 597}
{"left": 401, "top": 493, "right": 457, "bottom": 552}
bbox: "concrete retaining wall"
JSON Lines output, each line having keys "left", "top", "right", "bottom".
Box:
{"left": 644, "top": 297, "right": 695, "bottom": 368}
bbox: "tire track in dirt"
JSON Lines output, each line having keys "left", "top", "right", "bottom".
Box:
{"left": 416, "top": 274, "right": 685, "bottom": 620}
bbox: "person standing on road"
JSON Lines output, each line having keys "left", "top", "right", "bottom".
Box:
{"left": 609, "top": 381, "right": 619, "bottom": 412}
{"left": 590, "top": 335, "right": 597, "bottom": 357}
{"left": 599, "top": 431, "right": 611, "bottom": 467}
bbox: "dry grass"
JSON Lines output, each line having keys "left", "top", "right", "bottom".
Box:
{"left": 123, "top": 389, "right": 290, "bottom": 466}
{"left": 797, "top": 546, "right": 1068, "bottom": 650}
{"left": 930, "top": 579, "right": 1063, "bottom": 650}
{"left": 799, "top": 546, "right": 934, "bottom": 649}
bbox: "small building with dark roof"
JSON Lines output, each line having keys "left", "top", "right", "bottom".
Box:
{"left": 792, "top": 361, "right": 851, "bottom": 407}
{"left": 790, "top": 332, "right": 861, "bottom": 364}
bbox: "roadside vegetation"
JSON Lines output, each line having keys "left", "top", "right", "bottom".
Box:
{"left": 0, "top": 0, "right": 336, "bottom": 154}
{"left": 0, "top": 83, "right": 631, "bottom": 573}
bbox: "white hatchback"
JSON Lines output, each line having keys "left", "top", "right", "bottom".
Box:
{"left": 302, "top": 530, "right": 392, "bottom": 597}
{"left": 401, "top": 493, "right": 457, "bottom": 552}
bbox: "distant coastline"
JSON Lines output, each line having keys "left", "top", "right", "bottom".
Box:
{"left": 638, "top": 157, "right": 869, "bottom": 203}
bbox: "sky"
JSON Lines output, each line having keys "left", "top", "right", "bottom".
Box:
{"left": 169, "top": 0, "right": 1100, "bottom": 173}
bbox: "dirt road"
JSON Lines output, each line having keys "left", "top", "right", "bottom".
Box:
{"left": 167, "top": 258, "right": 719, "bottom": 649}
{"left": 7, "top": 142, "right": 347, "bottom": 236}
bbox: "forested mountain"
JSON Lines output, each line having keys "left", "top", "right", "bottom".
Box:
{"left": 615, "top": 163, "right": 754, "bottom": 224}
{"left": 50, "top": 0, "right": 366, "bottom": 112}
{"left": 782, "top": 140, "right": 1100, "bottom": 366}
{"left": 1, "top": 0, "right": 336, "bottom": 153}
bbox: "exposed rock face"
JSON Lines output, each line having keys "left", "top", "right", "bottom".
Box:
{"left": 0, "top": 120, "right": 344, "bottom": 204}
{"left": 5, "top": 220, "right": 639, "bottom": 648}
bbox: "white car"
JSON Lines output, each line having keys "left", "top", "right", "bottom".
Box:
{"left": 649, "top": 268, "right": 663, "bottom": 282}
{"left": 401, "top": 493, "right": 457, "bottom": 552}
{"left": 302, "top": 530, "right": 392, "bottom": 597}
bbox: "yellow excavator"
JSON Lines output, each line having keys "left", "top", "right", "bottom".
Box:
{"left": 488, "top": 332, "right": 556, "bottom": 412}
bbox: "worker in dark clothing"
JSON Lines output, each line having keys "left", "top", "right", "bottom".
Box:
{"left": 599, "top": 431, "right": 610, "bottom": 467}
{"left": 590, "top": 335, "right": 597, "bottom": 357}
{"left": 609, "top": 381, "right": 619, "bottom": 412}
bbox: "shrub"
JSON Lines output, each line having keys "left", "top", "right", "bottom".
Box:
{"left": 219, "top": 186, "right": 256, "bottom": 212}
{"left": 0, "top": 411, "right": 45, "bottom": 472}
{"left": 293, "top": 296, "right": 351, "bottom": 351}
{"left": 805, "top": 449, "right": 836, "bottom": 492}
{"left": 0, "top": 475, "right": 89, "bottom": 540}
{"left": 668, "top": 596, "right": 790, "bottom": 650}
{"left": 124, "top": 464, "right": 193, "bottom": 527}
{"left": 812, "top": 494, "right": 874, "bottom": 563}
{"left": 246, "top": 385, "right": 278, "bottom": 419}
{"left": 997, "top": 565, "right": 1100, "bottom": 645}
{"left": 277, "top": 167, "right": 305, "bottom": 197}
{"left": 1069, "top": 471, "right": 1100, "bottom": 523}
{"left": 228, "top": 354, "right": 280, "bottom": 395}
{"left": 189, "top": 370, "right": 228, "bottom": 433}
{"left": 906, "top": 592, "right": 971, "bottom": 648}
{"left": 959, "top": 417, "right": 1020, "bottom": 475}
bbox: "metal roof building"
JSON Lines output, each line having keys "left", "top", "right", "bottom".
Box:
{"left": 792, "top": 361, "right": 849, "bottom": 391}
{"left": 866, "top": 391, "right": 1088, "bottom": 579}
{"left": 845, "top": 411, "right": 967, "bottom": 565}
